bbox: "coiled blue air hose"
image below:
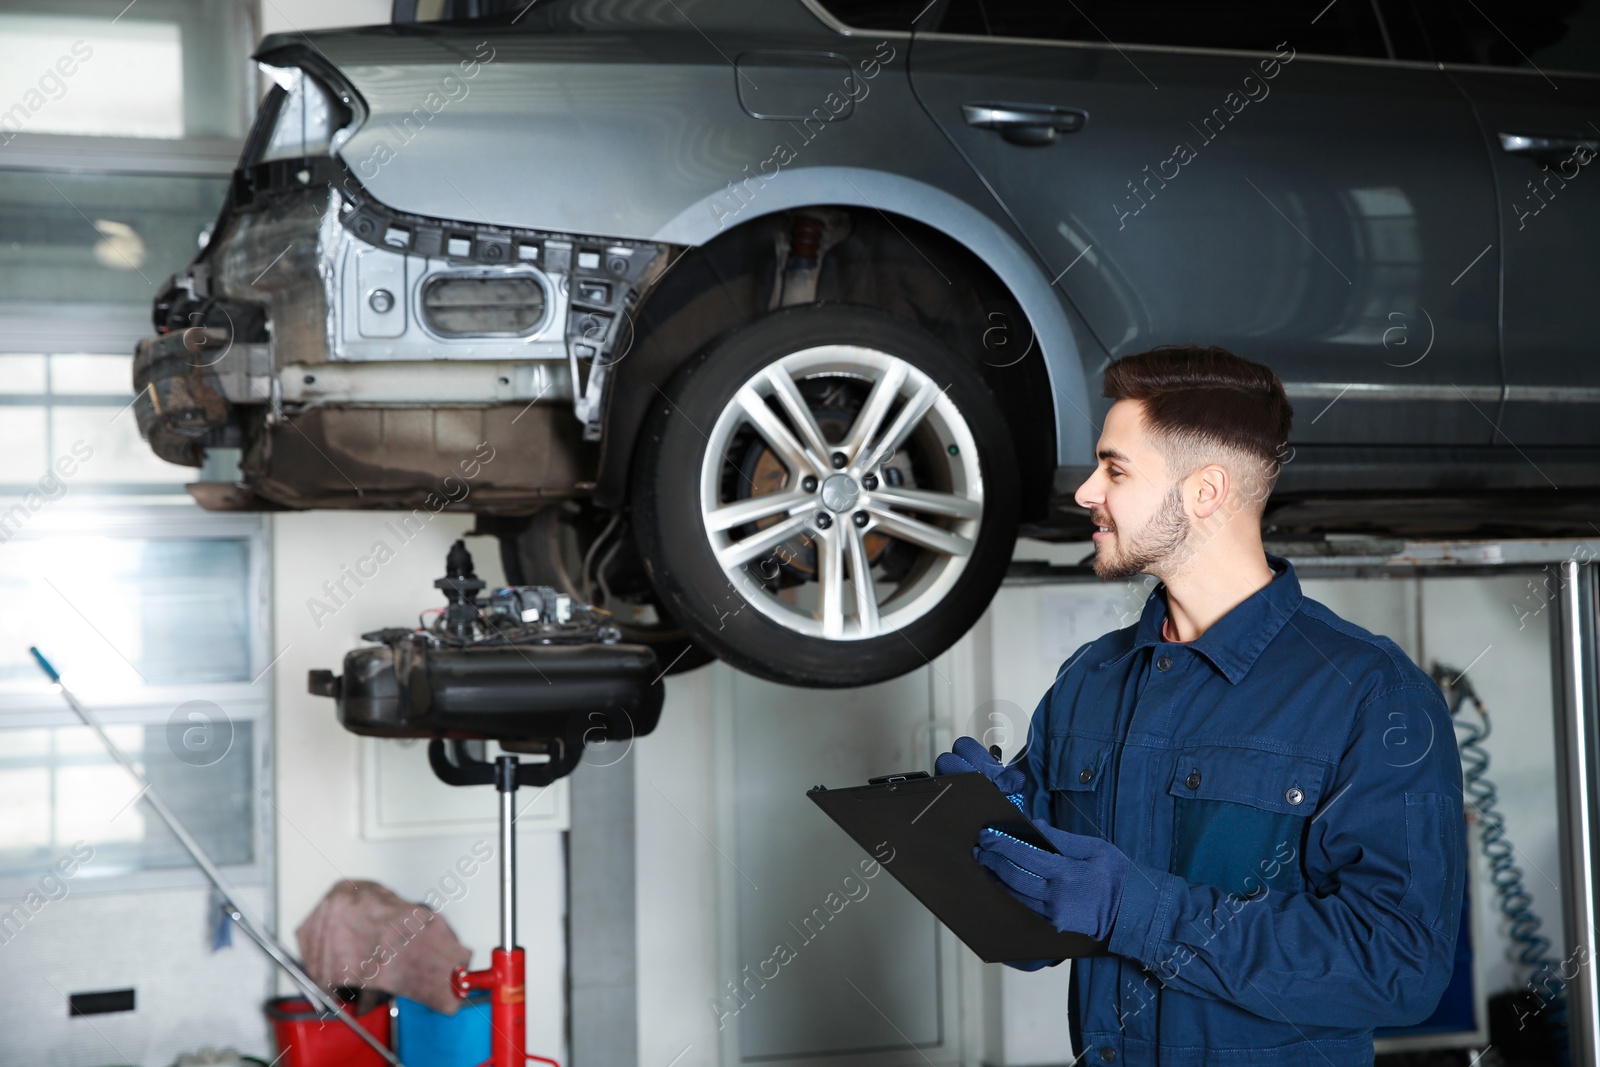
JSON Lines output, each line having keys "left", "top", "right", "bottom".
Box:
{"left": 1435, "top": 664, "right": 1568, "bottom": 1063}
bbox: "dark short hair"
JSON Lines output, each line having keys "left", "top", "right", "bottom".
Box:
{"left": 1102, "top": 345, "right": 1293, "bottom": 503}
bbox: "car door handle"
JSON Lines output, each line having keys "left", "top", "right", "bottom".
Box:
{"left": 1498, "top": 131, "right": 1600, "bottom": 159}
{"left": 963, "top": 103, "right": 1087, "bottom": 146}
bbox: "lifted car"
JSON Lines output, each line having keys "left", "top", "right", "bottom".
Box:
{"left": 135, "top": 0, "right": 1600, "bottom": 687}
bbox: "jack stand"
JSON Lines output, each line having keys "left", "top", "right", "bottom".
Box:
{"left": 451, "top": 756, "right": 528, "bottom": 1067}
{"left": 310, "top": 537, "right": 666, "bottom": 1066}
{"left": 431, "top": 742, "right": 570, "bottom": 1067}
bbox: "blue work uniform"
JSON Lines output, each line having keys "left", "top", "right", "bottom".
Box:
{"left": 1013, "top": 552, "right": 1465, "bottom": 1066}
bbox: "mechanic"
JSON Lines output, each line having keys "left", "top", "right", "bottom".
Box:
{"left": 938, "top": 345, "right": 1465, "bottom": 1066}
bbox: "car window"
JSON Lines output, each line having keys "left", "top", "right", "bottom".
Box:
{"left": 1374, "top": 0, "right": 1436, "bottom": 61}
{"left": 936, "top": 0, "right": 1391, "bottom": 59}
{"left": 813, "top": 0, "right": 932, "bottom": 31}
{"left": 392, "top": 0, "right": 529, "bottom": 21}
{"left": 1412, "top": 0, "right": 1600, "bottom": 75}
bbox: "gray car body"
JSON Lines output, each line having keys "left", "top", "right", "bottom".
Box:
{"left": 138, "top": 0, "right": 1600, "bottom": 538}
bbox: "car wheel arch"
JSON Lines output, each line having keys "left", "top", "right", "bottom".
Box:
{"left": 596, "top": 199, "right": 1079, "bottom": 527}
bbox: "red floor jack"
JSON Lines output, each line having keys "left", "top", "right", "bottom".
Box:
{"left": 432, "top": 747, "right": 565, "bottom": 1067}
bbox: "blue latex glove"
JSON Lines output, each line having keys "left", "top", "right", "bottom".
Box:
{"left": 1005, "top": 958, "right": 1059, "bottom": 971}
{"left": 975, "top": 819, "right": 1131, "bottom": 941}
{"left": 936, "top": 735, "right": 1026, "bottom": 811}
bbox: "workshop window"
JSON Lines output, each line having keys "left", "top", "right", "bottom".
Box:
{"left": 0, "top": 0, "right": 251, "bottom": 372}
{"left": 0, "top": 533, "right": 253, "bottom": 688}
{"left": 0, "top": 0, "right": 263, "bottom": 897}
{"left": 0, "top": 720, "right": 255, "bottom": 880}
{"left": 0, "top": 168, "right": 230, "bottom": 321}
{"left": 0, "top": 0, "right": 253, "bottom": 143}
{"left": 0, "top": 353, "right": 199, "bottom": 498}
{"left": 0, "top": 516, "right": 269, "bottom": 892}
{"left": 0, "top": 4, "right": 249, "bottom": 492}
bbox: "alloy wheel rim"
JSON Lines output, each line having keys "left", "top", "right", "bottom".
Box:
{"left": 698, "top": 344, "right": 985, "bottom": 641}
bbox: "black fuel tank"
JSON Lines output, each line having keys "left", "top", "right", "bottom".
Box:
{"left": 325, "top": 640, "right": 663, "bottom": 743}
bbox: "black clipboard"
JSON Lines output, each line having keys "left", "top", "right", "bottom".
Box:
{"left": 807, "top": 771, "right": 1105, "bottom": 963}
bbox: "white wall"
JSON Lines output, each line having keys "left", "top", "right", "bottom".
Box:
{"left": 271, "top": 511, "right": 567, "bottom": 1063}
{"left": 635, "top": 663, "right": 723, "bottom": 1067}
{"left": 637, "top": 639, "right": 979, "bottom": 1067}
{"left": 0, "top": 883, "right": 273, "bottom": 1067}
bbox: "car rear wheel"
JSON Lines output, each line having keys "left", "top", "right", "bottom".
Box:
{"left": 631, "top": 304, "right": 1019, "bottom": 688}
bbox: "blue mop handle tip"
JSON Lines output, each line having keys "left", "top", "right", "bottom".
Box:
{"left": 29, "top": 647, "right": 60, "bottom": 683}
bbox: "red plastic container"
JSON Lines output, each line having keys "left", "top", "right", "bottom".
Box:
{"left": 265, "top": 992, "right": 393, "bottom": 1067}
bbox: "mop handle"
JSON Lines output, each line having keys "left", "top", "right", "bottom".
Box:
{"left": 29, "top": 648, "right": 404, "bottom": 1067}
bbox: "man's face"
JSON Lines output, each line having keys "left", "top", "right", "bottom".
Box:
{"left": 1073, "top": 399, "right": 1192, "bottom": 581}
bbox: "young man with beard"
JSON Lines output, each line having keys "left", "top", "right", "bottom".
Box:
{"left": 938, "top": 346, "right": 1464, "bottom": 1066}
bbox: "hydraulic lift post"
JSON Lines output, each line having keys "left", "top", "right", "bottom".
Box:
{"left": 1553, "top": 558, "right": 1600, "bottom": 1067}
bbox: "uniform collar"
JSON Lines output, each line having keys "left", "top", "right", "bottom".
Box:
{"left": 1098, "top": 553, "right": 1304, "bottom": 685}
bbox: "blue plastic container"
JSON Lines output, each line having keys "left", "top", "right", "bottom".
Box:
{"left": 395, "top": 991, "right": 492, "bottom": 1067}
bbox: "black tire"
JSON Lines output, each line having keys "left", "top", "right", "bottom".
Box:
{"left": 631, "top": 304, "right": 1019, "bottom": 688}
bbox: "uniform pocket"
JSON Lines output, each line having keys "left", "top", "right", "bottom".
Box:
{"left": 1168, "top": 745, "right": 1330, "bottom": 899}
{"left": 1401, "top": 791, "right": 1462, "bottom": 932}
{"left": 1046, "top": 734, "right": 1112, "bottom": 837}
